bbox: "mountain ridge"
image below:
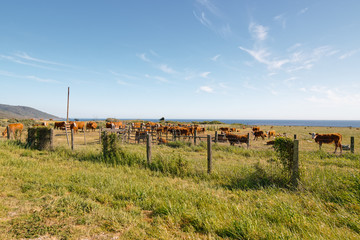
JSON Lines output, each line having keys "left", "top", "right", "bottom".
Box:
{"left": 0, "top": 104, "right": 58, "bottom": 119}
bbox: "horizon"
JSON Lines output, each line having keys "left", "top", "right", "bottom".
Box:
{"left": 1, "top": 1, "right": 360, "bottom": 120}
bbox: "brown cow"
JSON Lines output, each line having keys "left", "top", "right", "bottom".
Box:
{"left": 252, "top": 126, "right": 260, "bottom": 132}
{"left": 33, "top": 122, "right": 48, "bottom": 127}
{"left": 2, "top": 123, "right": 24, "bottom": 138}
{"left": 106, "top": 121, "right": 124, "bottom": 129}
{"left": 135, "top": 131, "right": 147, "bottom": 143}
{"left": 75, "top": 121, "right": 86, "bottom": 131}
{"left": 267, "top": 130, "right": 276, "bottom": 139}
{"left": 86, "top": 121, "right": 97, "bottom": 131}
{"left": 309, "top": 133, "right": 342, "bottom": 153}
{"left": 157, "top": 137, "right": 168, "bottom": 145}
{"left": 219, "top": 127, "right": 230, "bottom": 132}
{"left": 54, "top": 121, "right": 66, "bottom": 130}
{"left": 225, "top": 132, "right": 249, "bottom": 146}
{"left": 70, "top": 122, "right": 78, "bottom": 133}
{"left": 253, "top": 130, "right": 267, "bottom": 140}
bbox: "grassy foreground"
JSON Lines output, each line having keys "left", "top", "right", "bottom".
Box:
{"left": 0, "top": 136, "right": 359, "bottom": 239}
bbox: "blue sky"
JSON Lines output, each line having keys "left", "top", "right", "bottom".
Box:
{"left": 1, "top": 0, "right": 360, "bottom": 120}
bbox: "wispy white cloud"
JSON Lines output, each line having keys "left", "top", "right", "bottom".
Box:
{"left": 249, "top": 22, "right": 268, "bottom": 41}
{"left": 339, "top": 49, "right": 360, "bottom": 60}
{"left": 298, "top": 7, "right": 308, "bottom": 15}
{"left": 137, "top": 53, "right": 151, "bottom": 62}
{"left": 198, "top": 86, "right": 214, "bottom": 93}
{"left": 274, "top": 14, "right": 286, "bottom": 29}
{"left": 239, "top": 46, "right": 289, "bottom": 70}
{"left": 145, "top": 74, "right": 169, "bottom": 83}
{"left": 14, "top": 52, "right": 67, "bottom": 66}
{"left": 211, "top": 54, "right": 220, "bottom": 61}
{"left": 287, "top": 43, "right": 302, "bottom": 52}
{"left": 200, "top": 72, "right": 211, "bottom": 78}
{"left": 0, "top": 69, "right": 59, "bottom": 83}
{"left": 304, "top": 85, "right": 360, "bottom": 106}
{"left": 196, "top": 0, "right": 221, "bottom": 17}
{"left": 158, "top": 64, "right": 176, "bottom": 74}
{"left": 193, "top": 11, "right": 212, "bottom": 28}
{"left": 242, "top": 81, "right": 257, "bottom": 90}
{"left": 0, "top": 54, "right": 59, "bottom": 70}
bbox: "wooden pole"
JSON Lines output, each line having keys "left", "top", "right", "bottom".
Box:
{"left": 127, "top": 127, "right": 131, "bottom": 143}
{"left": 215, "top": 131, "right": 218, "bottom": 143}
{"left": 6, "top": 126, "right": 10, "bottom": 140}
{"left": 71, "top": 129, "right": 74, "bottom": 150}
{"left": 247, "top": 133, "right": 250, "bottom": 149}
{"left": 294, "top": 134, "right": 297, "bottom": 140}
{"left": 351, "top": 136, "right": 354, "bottom": 153}
{"left": 99, "top": 127, "right": 102, "bottom": 144}
{"left": 207, "top": 135, "right": 212, "bottom": 174}
{"left": 291, "top": 139, "right": 299, "bottom": 188}
{"left": 83, "top": 128, "right": 86, "bottom": 145}
{"left": 66, "top": 87, "right": 70, "bottom": 122}
{"left": 50, "top": 129, "right": 54, "bottom": 150}
{"left": 146, "top": 133, "right": 152, "bottom": 165}
{"left": 65, "top": 124, "right": 70, "bottom": 147}
{"left": 194, "top": 128, "right": 197, "bottom": 145}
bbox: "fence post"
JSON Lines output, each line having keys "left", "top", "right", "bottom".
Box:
{"left": 215, "top": 131, "right": 218, "bottom": 143}
{"left": 6, "top": 126, "right": 10, "bottom": 140}
{"left": 194, "top": 129, "right": 197, "bottom": 145}
{"left": 291, "top": 139, "right": 299, "bottom": 188}
{"left": 71, "top": 129, "right": 74, "bottom": 150}
{"left": 127, "top": 127, "right": 131, "bottom": 143}
{"left": 50, "top": 129, "right": 54, "bottom": 150}
{"left": 65, "top": 124, "right": 70, "bottom": 147}
{"left": 294, "top": 134, "right": 297, "bottom": 140}
{"left": 99, "top": 127, "right": 102, "bottom": 144}
{"left": 207, "top": 135, "right": 212, "bottom": 174}
{"left": 351, "top": 136, "right": 354, "bottom": 153}
{"left": 83, "top": 128, "right": 86, "bottom": 145}
{"left": 247, "top": 133, "right": 250, "bottom": 149}
{"left": 146, "top": 133, "right": 152, "bottom": 165}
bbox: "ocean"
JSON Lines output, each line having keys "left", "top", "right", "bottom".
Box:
{"left": 69, "top": 119, "right": 360, "bottom": 128}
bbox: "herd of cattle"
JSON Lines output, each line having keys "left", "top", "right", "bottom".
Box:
{"left": 0, "top": 121, "right": 344, "bottom": 153}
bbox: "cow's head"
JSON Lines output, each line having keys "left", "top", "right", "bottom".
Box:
{"left": 309, "top": 132, "right": 317, "bottom": 139}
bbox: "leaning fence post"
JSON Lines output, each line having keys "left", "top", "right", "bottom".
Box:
{"left": 291, "top": 139, "right": 299, "bottom": 188}
{"left": 351, "top": 136, "right": 354, "bottom": 153}
{"left": 247, "top": 133, "right": 250, "bottom": 149}
{"left": 215, "top": 131, "right": 218, "bottom": 143}
{"left": 71, "top": 129, "right": 74, "bottom": 150}
{"left": 6, "top": 126, "right": 10, "bottom": 140}
{"left": 146, "top": 133, "right": 152, "bottom": 165}
{"left": 207, "top": 135, "right": 212, "bottom": 174}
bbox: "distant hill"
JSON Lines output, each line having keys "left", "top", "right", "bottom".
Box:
{"left": 0, "top": 104, "right": 58, "bottom": 119}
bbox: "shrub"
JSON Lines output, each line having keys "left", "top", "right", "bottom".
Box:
{"left": 273, "top": 137, "right": 294, "bottom": 175}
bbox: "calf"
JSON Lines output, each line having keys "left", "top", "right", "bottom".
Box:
{"left": 309, "top": 133, "right": 342, "bottom": 153}
{"left": 253, "top": 130, "right": 267, "bottom": 140}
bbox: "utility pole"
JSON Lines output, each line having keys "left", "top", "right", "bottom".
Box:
{"left": 67, "top": 87, "right": 70, "bottom": 122}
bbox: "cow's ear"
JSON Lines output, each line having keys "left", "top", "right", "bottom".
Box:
{"left": 308, "top": 133, "right": 312, "bottom": 135}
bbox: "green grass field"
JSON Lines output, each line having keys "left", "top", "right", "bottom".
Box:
{"left": 0, "top": 124, "right": 359, "bottom": 239}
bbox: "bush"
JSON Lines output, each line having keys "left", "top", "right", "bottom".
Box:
{"left": 273, "top": 137, "right": 294, "bottom": 175}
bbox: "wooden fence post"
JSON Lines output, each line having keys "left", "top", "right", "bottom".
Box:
{"left": 194, "top": 129, "right": 197, "bottom": 145}
{"left": 50, "top": 129, "right": 54, "bottom": 150}
{"left": 294, "top": 134, "right": 297, "bottom": 140}
{"left": 146, "top": 133, "right": 152, "bottom": 165}
{"left": 71, "top": 129, "right": 74, "bottom": 150}
{"left": 207, "top": 135, "right": 212, "bottom": 174}
{"left": 247, "top": 133, "right": 250, "bottom": 149}
{"left": 351, "top": 136, "right": 354, "bottom": 153}
{"left": 83, "top": 128, "right": 86, "bottom": 145}
{"left": 65, "top": 124, "right": 70, "bottom": 147}
{"left": 6, "top": 126, "right": 10, "bottom": 140}
{"left": 215, "top": 131, "right": 218, "bottom": 143}
{"left": 99, "top": 127, "right": 102, "bottom": 144}
{"left": 291, "top": 139, "right": 299, "bottom": 188}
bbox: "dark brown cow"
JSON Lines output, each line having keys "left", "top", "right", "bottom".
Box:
{"left": 135, "top": 131, "right": 147, "bottom": 143}
{"left": 225, "top": 132, "right": 249, "bottom": 146}
{"left": 54, "top": 121, "right": 66, "bottom": 130}
{"left": 219, "top": 127, "right": 230, "bottom": 132}
{"left": 157, "top": 137, "right": 168, "bottom": 145}
{"left": 252, "top": 126, "right": 260, "bottom": 132}
{"left": 86, "top": 121, "right": 97, "bottom": 131}
{"left": 253, "top": 130, "right": 267, "bottom": 140}
{"left": 309, "top": 133, "right": 342, "bottom": 153}
{"left": 2, "top": 123, "right": 24, "bottom": 138}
